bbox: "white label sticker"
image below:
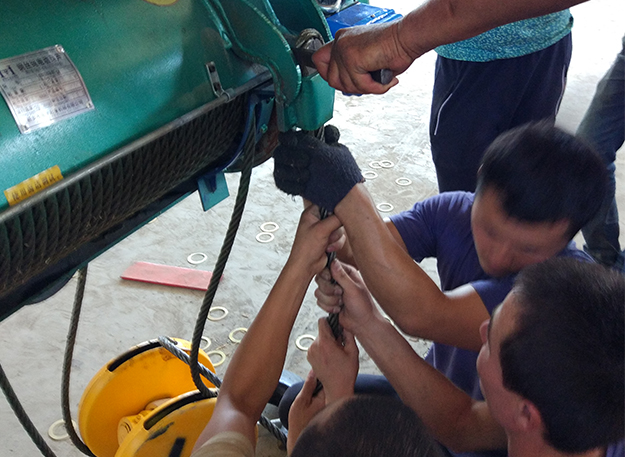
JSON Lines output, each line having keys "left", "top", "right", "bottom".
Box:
{"left": 0, "top": 45, "right": 94, "bottom": 134}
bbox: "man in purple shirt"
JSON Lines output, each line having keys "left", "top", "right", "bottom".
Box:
{"left": 274, "top": 122, "right": 608, "bottom": 456}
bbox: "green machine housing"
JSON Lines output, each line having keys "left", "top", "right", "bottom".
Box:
{"left": 0, "top": 0, "right": 335, "bottom": 317}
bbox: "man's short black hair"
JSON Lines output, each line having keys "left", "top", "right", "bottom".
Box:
{"left": 476, "top": 122, "right": 607, "bottom": 238}
{"left": 501, "top": 258, "right": 624, "bottom": 452}
{"left": 290, "top": 395, "right": 445, "bottom": 457}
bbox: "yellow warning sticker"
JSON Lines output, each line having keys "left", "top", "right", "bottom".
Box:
{"left": 4, "top": 165, "right": 63, "bottom": 206}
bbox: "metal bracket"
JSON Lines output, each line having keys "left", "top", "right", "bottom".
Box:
{"left": 203, "top": 0, "right": 334, "bottom": 130}
{"left": 197, "top": 171, "right": 229, "bottom": 212}
{"left": 206, "top": 62, "right": 235, "bottom": 102}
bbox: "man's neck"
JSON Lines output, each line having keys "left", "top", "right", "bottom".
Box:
{"left": 508, "top": 433, "right": 606, "bottom": 457}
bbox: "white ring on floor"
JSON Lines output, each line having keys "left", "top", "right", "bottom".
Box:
{"left": 207, "top": 306, "right": 229, "bottom": 321}
{"left": 229, "top": 327, "right": 248, "bottom": 343}
{"left": 48, "top": 419, "right": 77, "bottom": 441}
{"left": 379, "top": 160, "right": 395, "bottom": 168}
{"left": 295, "top": 334, "right": 316, "bottom": 351}
{"left": 187, "top": 252, "right": 208, "bottom": 265}
{"left": 207, "top": 350, "right": 226, "bottom": 367}
{"left": 362, "top": 170, "right": 378, "bottom": 179}
{"left": 200, "top": 336, "right": 211, "bottom": 351}
{"left": 369, "top": 160, "right": 383, "bottom": 169}
{"left": 395, "top": 177, "right": 412, "bottom": 186}
{"left": 376, "top": 202, "right": 394, "bottom": 212}
{"left": 260, "top": 222, "right": 279, "bottom": 232}
{"left": 256, "top": 232, "right": 274, "bottom": 243}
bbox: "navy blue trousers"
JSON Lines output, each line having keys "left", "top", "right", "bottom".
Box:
{"left": 430, "top": 33, "right": 573, "bottom": 192}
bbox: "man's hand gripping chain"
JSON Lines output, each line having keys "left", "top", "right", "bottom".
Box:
{"left": 273, "top": 125, "right": 358, "bottom": 394}
{"left": 310, "top": 206, "right": 343, "bottom": 396}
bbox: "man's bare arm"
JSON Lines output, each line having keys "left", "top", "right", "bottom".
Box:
{"left": 193, "top": 208, "right": 341, "bottom": 451}
{"left": 329, "top": 260, "right": 507, "bottom": 452}
{"left": 274, "top": 134, "right": 489, "bottom": 351}
{"left": 331, "top": 184, "right": 489, "bottom": 351}
{"left": 361, "top": 317, "right": 506, "bottom": 451}
{"left": 313, "top": 0, "right": 586, "bottom": 94}
{"left": 398, "top": 0, "right": 584, "bottom": 58}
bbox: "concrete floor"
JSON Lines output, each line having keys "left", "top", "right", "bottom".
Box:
{"left": 1, "top": 1, "right": 623, "bottom": 456}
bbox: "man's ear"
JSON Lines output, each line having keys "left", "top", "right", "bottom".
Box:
{"left": 514, "top": 399, "right": 543, "bottom": 433}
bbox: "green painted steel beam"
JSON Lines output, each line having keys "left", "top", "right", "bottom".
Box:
{"left": 0, "top": 0, "right": 335, "bottom": 212}
{"left": 0, "top": 0, "right": 259, "bottom": 210}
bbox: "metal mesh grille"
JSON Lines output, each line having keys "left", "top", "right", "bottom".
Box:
{"left": 0, "top": 95, "right": 246, "bottom": 301}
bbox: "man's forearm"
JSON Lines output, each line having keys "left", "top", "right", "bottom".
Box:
{"left": 333, "top": 185, "right": 488, "bottom": 350}
{"left": 397, "top": 0, "right": 585, "bottom": 60}
{"left": 356, "top": 315, "right": 507, "bottom": 452}
{"left": 333, "top": 185, "right": 448, "bottom": 335}
{"left": 217, "top": 261, "right": 312, "bottom": 418}
{"left": 195, "top": 260, "right": 313, "bottom": 450}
